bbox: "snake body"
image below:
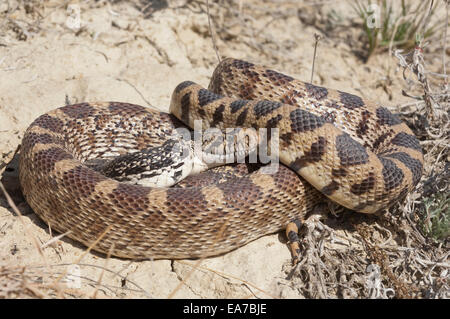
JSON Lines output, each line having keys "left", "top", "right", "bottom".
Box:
{"left": 19, "top": 58, "right": 424, "bottom": 259}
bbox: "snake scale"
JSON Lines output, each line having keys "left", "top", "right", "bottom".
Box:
{"left": 19, "top": 58, "right": 424, "bottom": 259}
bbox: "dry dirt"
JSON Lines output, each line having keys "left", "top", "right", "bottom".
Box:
{"left": 0, "top": 0, "right": 448, "bottom": 299}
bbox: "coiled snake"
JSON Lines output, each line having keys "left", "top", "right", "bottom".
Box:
{"left": 19, "top": 58, "right": 424, "bottom": 260}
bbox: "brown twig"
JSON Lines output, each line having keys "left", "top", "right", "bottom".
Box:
{"left": 206, "top": 0, "right": 221, "bottom": 63}
{"left": 311, "top": 33, "right": 322, "bottom": 84}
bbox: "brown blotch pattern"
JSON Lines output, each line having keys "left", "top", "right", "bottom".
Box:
{"left": 305, "top": 136, "right": 327, "bottom": 162}
{"left": 372, "top": 131, "right": 393, "bottom": 150}
{"left": 332, "top": 167, "right": 347, "bottom": 177}
{"left": 280, "top": 132, "right": 293, "bottom": 147}
{"left": 232, "top": 59, "right": 255, "bottom": 70}
{"left": 33, "top": 147, "right": 73, "bottom": 174}
{"left": 376, "top": 107, "right": 402, "bottom": 126}
{"left": 236, "top": 108, "right": 249, "bottom": 126}
{"left": 180, "top": 92, "right": 191, "bottom": 124}
{"left": 289, "top": 109, "right": 325, "bottom": 133}
{"left": 242, "top": 69, "right": 261, "bottom": 82}
{"left": 216, "top": 176, "right": 263, "bottom": 210}
{"left": 386, "top": 152, "right": 422, "bottom": 186}
{"left": 253, "top": 100, "right": 282, "bottom": 118}
{"left": 390, "top": 132, "right": 422, "bottom": 151}
{"left": 270, "top": 165, "right": 301, "bottom": 193}
{"left": 174, "top": 81, "right": 195, "bottom": 94}
{"left": 198, "top": 108, "right": 206, "bottom": 118}
{"left": 263, "top": 69, "right": 294, "bottom": 86}
{"left": 289, "top": 136, "right": 327, "bottom": 170}
{"left": 289, "top": 157, "right": 304, "bottom": 172}
{"left": 230, "top": 100, "right": 248, "bottom": 113}
{"left": 24, "top": 132, "right": 63, "bottom": 146}
{"left": 356, "top": 110, "right": 371, "bottom": 138}
{"left": 379, "top": 157, "right": 405, "bottom": 191}
{"left": 165, "top": 188, "right": 209, "bottom": 219}
{"left": 31, "top": 114, "right": 65, "bottom": 133}
{"left": 211, "top": 104, "right": 225, "bottom": 126}
{"left": 61, "top": 103, "right": 95, "bottom": 119}
{"left": 63, "top": 165, "right": 108, "bottom": 198}
{"left": 108, "top": 102, "right": 147, "bottom": 115}
{"left": 239, "top": 83, "right": 255, "bottom": 100}
{"left": 350, "top": 174, "right": 375, "bottom": 195}
{"left": 111, "top": 183, "right": 152, "bottom": 212}
{"left": 321, "top": 180, "right": 340, "bottom": 196}
{"left": 198, "top": 89, "right": 223, "bottom": 107}
{"left": 266, "top": 114, "right": 283, "bottom": 129}
{"left": 335, "top": 133, "right": 369, "bottom": 166}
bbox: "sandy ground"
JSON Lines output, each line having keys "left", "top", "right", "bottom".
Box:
{"left": 0, "top": 0, "right": 448, "bottom": 298}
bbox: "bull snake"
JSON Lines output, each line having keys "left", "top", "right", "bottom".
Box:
{"left": 19, "top": 58, "right": 424, "bottom": 260}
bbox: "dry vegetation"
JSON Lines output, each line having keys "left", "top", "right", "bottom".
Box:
{"left": 0, "top": 0, "right": 448, "bottom": 299}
